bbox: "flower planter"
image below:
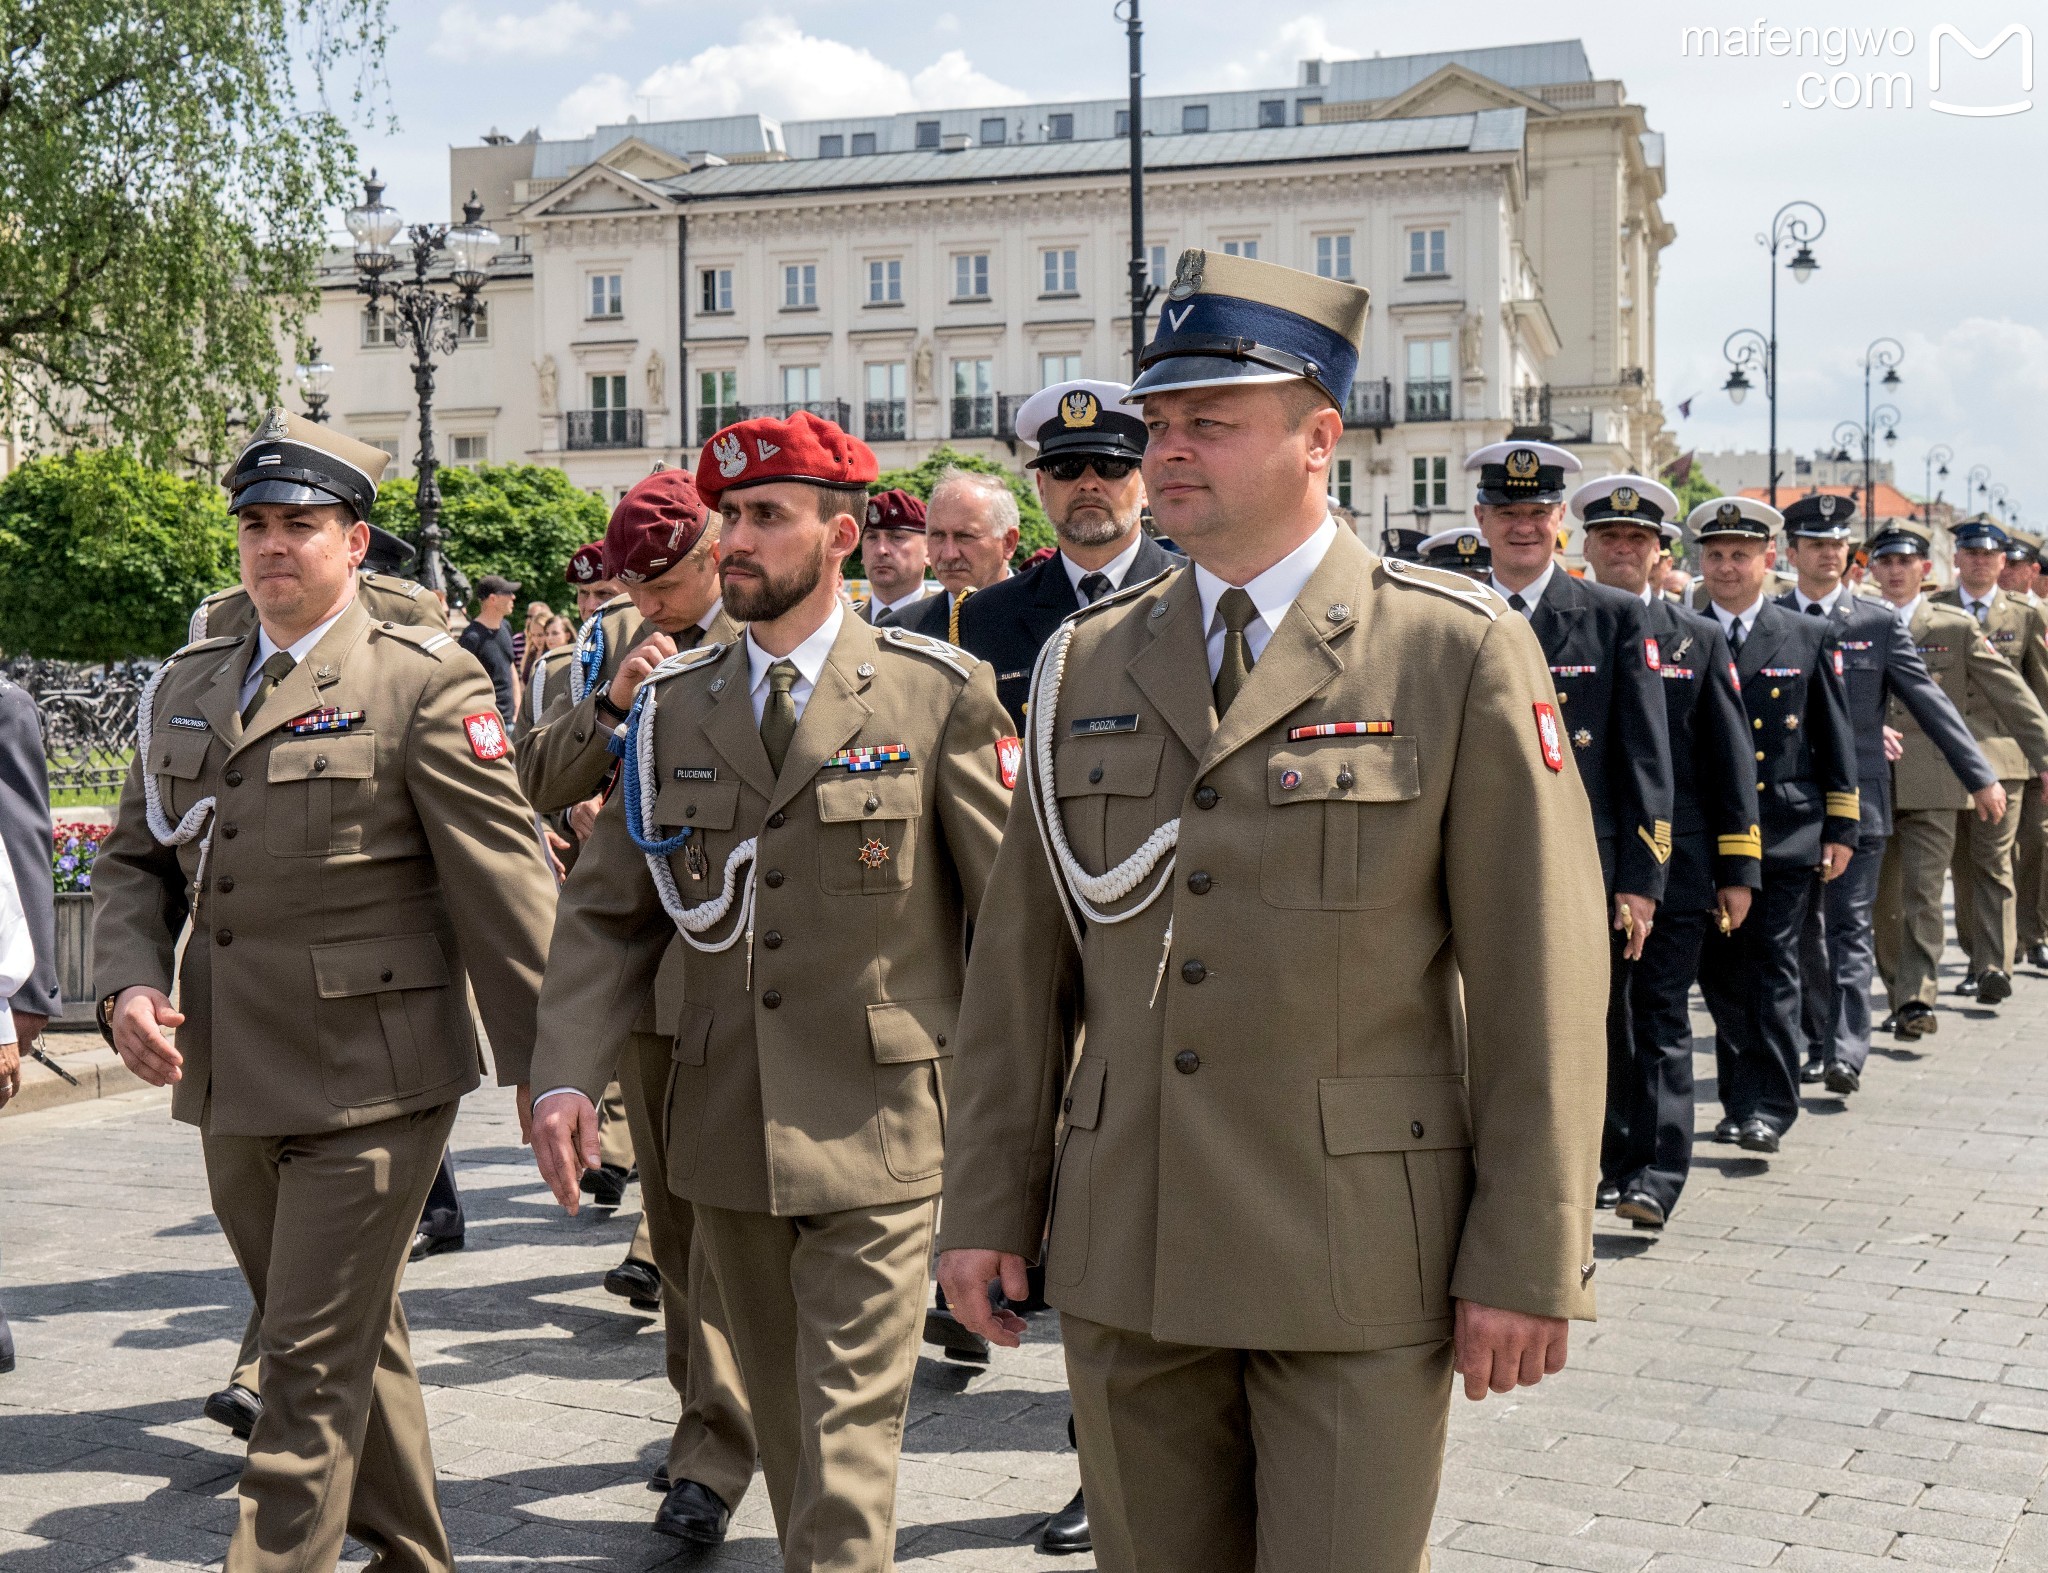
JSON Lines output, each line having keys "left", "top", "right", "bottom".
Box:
{"left": 54, "top": 891, "right": 97, "bottom": 1022}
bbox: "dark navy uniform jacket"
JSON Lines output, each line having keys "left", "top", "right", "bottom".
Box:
{"left": 1525, "top": 571, "right": 1675, "bottom": 902}
{"left": 1639, "top": 597, "right": 1762, "bottom": 912}
{"left": 956, "top": 537, "right": 1183, "bottom": 730}
{"left": 879, "top": 588, "right": 954, "bottom": 639}
{"left": 1718, "top": 599, "right": 1860, "bottom": 869}
{"left": 1775, "top": 589, "right": 1992, "bottom": 838}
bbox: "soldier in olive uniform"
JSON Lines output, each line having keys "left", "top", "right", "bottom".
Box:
{"left": 2002, "top": 529, "right": 2048, "bottom": 966}
{"left": 189, "top": 524, "right": 445, "bottom": 642}
{"left": 530, "top": 411, "right": 1014, "bottom": 1571}
{"left": 92, "top": 412, "right": 556, "bottom": 1573}
{"left": 936, "top": 251, "right": 1610, "bottom": 1573}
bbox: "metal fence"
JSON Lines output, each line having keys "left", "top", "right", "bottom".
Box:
{"left": 3, "top": 657, "right": 152, "bottom": 800}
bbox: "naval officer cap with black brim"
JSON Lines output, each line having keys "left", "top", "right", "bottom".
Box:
{"left": 1128, "top": 249, "right": 1370, "bottom": 408}
{"left": 1417, "top": 524, "right": 1492, "bottom": 575}
{"left": 1465, "top": 439, "right": 1584, "bottom": 507}
{"left": 225, "top": 409, "right": 390, "bottom": 523}
{"left": 1682, "top": 494, "right": 1785, "bottom": 548}
{"left": 1570, "top": 473, "right": 1682, "bottom": 541}
{"left": 1014, "top": 379, "right": 1148, "bottom": 468}
{"left": 1781, "top": 492, "right": 1860, "bottom": 540}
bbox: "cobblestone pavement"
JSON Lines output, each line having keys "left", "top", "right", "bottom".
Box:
{"left": 3, "top": 956, "right": 2047, "bottom": 1571}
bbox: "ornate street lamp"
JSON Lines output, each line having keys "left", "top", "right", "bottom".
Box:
{"left": 1967, "top": 464, "right": 1993, "bottom": 518}
{"left": 1922, "top": 444, "right": 1953, "bottom": 527}
{"left": 295, "top": 341, "right": 334, "bottom": 424}
{"left": 343, "top": 171, "right": 500, "bottom": 601}
{"left": 1833, "top": 401, "right": 1901, "bottom": 528}
{"left": 1719, "top": 200, "right": 1825, "bottom": 507}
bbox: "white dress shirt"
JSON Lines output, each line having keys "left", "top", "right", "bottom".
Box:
{"left": 1192, "top": 515, "right": 1338, "bottom": 680}
{"left": 745, "top": 602, "right": 844, "bottom": 726}
{"left": 1061, "top": 534, "right": 1145, "bottom": 601}
{"left": 1891, "top": 593, "right": 1924, "bottom": 626}
{"left": 1794, "top": 584, "right": 1846, "bottom": 616}
{"left": 1490, "top": 561, "right": 1558, "bottom": 618}
{"left": 1960, "top": 586, "right": 1999, "bottom": 622}
{"left": 867, "top": 585, "right": 933, "bottom": 624}
{"left": 236, "top": 603, "right": 350, "bottom": 711}
{"left": 1712, "top": 595, "right": 1767, "bottom": 647}
{"left": 0, "top": 846, "right": 31, "bottom": 1045}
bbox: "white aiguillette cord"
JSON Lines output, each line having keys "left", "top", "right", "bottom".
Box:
{"left": 137, "top": 657, "right": 219, "bottom": 911}
{"left": 1027, "top": 622, "right": 1180, "bottom": 1005}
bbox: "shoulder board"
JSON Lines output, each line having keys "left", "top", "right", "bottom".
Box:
{"left": 360, "top": 571, "right": 425, "bottom": 600}
{"left": 646, "top": 641, "right": 730, "bottom": 687}
{"left": 187, "top": 583, "right": 246, "bottom": 643}
{"left": 537, "top": 642, "right": 578, "bottom": 668}
{"left": 373, "top": 621, "right": 456, "bottom": 657}
{"left": 164, "top": 633, "right": 243, "bottom": 666}
{"left": 1067, "top": 570, "right": 1169, "bottom": 627}
{"left": 879, "top": 625, "right": 976, "bottom": 679}
{"left": 1379, "top": 557, "right": 1504, "bottom": 621}
{"left": 601, "top": 592, "right": 636, "bottom": 617}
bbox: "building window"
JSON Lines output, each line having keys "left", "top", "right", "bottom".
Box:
{"left": 1406, "top": 338, "right": 1453, "bottom": 421}
{"left": 1182, "top": 104, "right": 1209, "bottom": 133}
{"left": 450, "top": 433, "right": 489, "bottom": 468}
{"left": 456, "top": 300, "right": 489, "bottom": 342}
{"left": 699, "top": 267, "right": 733, "bottom": 314}
{"left": 1296, "top": 96, "right": 1321, "bottom": 123}
{"left": 1041, "top": 247, "right": 1078, "bottom": 295}
{"left": 818, "top": 134, "right": 844, "bottom": 159}
{"left": 781, "top": 365, "right": 822, "bottom": 407}
{"left": 782, "top": 262, "right": 817, "bottom": 309}
{"left": 1040, "top": 353, "right": 1082, "bottom": 388}
{"left": 1221, "top": 238, "right": 1258, "bottom": 260}
{"left": 584, "top": 373, "right": 634, "bottom": 445}
{"left": 980, "top": 116, "right": 1007, "bottom": 145}
{"left": 865, "top": 361, "right": 907, "bottom": 442}
{"left": 697, "top": 368, "right": 738, "bottom": 443}
{"left": 952, "top": 252, "right": 990, "bottom": 301}
{"left": 1407, "top": 227, "right": 1449, "bottom": 278}
{"left": 1314, "top": 233, "right": 1352, "bottom": 281}
{"left": 852, "top": 131, "right": 876, "bottom": 156}
{"left": 591, "top": 372, "right": 626, "bottom": 412}
{"left": 587, "top": 272, "right": 623, "bottom": 319}
{"left": 867, "top": 258, "right": 902, "bottom": 305}
{"left": 1114, "top": 109, "right": 1130, "bottom": 137}
{"left": 1048, "top": 112, "right": 1074, "bottom": 140}
{"left": 915, "top": 120, "right": 941, "bottom": 149}
{"left": 357, "top": 434, "right": 400, "bottom": 461}
{"left": 951, "top": 357, "right": 994, "bottom": 436}
{"left": 1148, "top": 243, "right": 1169, "bottom": 287}
{"left": 1412, "top": 455, "right": 1448, "bottom": 509}
{"left": 1258, "top": 99, "right": 1286, "bottom": 128}
{"left": 360, "top": 305, "right": 400, "bottom": 348}
{"left": 1333, "top": 457, "right": 1353, "bottom": 508}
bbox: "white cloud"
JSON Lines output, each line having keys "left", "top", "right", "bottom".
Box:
{"left": 547, "top": 16, "right": 1024, "bottom": 134}
{"left": 1208, "top": 15, "right": 1361, "bottom": 90}
{"left": 432, "top": 2, "right": 631, "bottom": 62}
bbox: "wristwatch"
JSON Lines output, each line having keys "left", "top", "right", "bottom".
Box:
{"left": 95, "top": 991, "right": 122, "bottom": 1048}
{"left": 593, "top": 690, "right": 631, "bottom": 725}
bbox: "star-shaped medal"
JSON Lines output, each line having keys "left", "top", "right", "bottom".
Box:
{"left": 858, "top": 837, "right": 892, "bottom": 870}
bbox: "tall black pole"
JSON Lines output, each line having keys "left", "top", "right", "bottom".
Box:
{"left": 1121, "top": 0, "right": 1152, "bottom": 372}
{"left": 1862, "top": 357, "right": 1873, "bottom": 528}
{"left": 1766, "top": 232, "right": 1779, "bottom": 509}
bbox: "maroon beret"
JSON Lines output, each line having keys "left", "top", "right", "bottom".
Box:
{"left": 863, "top": 488, "right": 926, "bottom": 533}
{"left": 697, "top": 410, "right": 878, "bottom": 508}
{"left": 564, "top": 542, "right": 607, "bottom": 585}
{"left": 603, "top": 470, "right": 710, "bottom": 584}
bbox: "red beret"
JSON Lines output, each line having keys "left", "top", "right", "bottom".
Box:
{"left": 697, "top": 410, "right": 878, "bottom": 507}
{"left": 603, "top": 469, "right": 710, "bottom": 584}
{"left": 564, "top": 542, "right": 607, "bottom": 585}
{"left": 863, "top": 488, "right": 926, "bottom": 533}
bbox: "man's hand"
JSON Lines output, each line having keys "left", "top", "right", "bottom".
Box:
{"left": 111, "top": 986, "right": 185, "bottom": 1086}
{"left": 1883, "top": 725, "right": 1905, "bottom": 763}
{"left": 1820, "top": 842, "right": 1853, "bottom": 882}
{"left": 543, "top": 827, "right": 571, "bottom": 881}
{"left": 568, "top": 796, "right": 602, "bottom": 843}
{"left": 935, "top": 1249, "right": 1031, "bottom": 1349}
{"left": 0, "top": 1038, "right": 18, "bottom": 1109}
{"left": 1613, "top": 893, "right": 1655, "bottom": 962}
{"left": 1455, "top": 1299, "right": 1569, "bottom": 1400}
{"left": 12, "top": 1010, "right": 46, "bottom": 1051}
{"left": 1715, "top": 885, "right": 1753, "bottom": 934}
{"left": 530, "top": 1089, "right": 600, "bottom": 1213}
{"left": 607, "top": 632, "right": 680, "bottom": 712}
{"left": 1974, "top": 782, "right": 2010, "bottom": 822}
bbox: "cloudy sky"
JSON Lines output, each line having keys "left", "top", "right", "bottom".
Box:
{"left": 334, "top": 0, "right": 2046, "bottom": 519}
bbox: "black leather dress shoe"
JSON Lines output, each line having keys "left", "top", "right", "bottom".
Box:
{"left": 1895, "top": 1002, "right": 1938, "bottom": 1038}
{"left": 653, "top": 1479, "right": 730, "bottom": 1545}
{"left": 1877, "top": 1011, "right": 1899, "bottom": 1034}
{"left": 1824, "top": 1062, "right": 1860, "bottom": 1095}
{"left": 649, "top": 1462, "right": 669, "bottom": 1492}
{"left": 1710, "top": 1116, "right": 1742, "bottom": 1144}
{"left": 1799, "top": 1058, "right": 1828, "bottom": 1084}
{"left": 1039, "top": 1488, "right": 1090, "bottom": 1555}
{"left": 1957, "top": 972, "right": 1980, "bottom": 996}
{"left": 604, "top": 1257, "right": 661, "bottom": 1310}
{"left": 409, "top": 1231, "right": 463, "bottom": 1263}
{"left": 922, "top": 1307, "right": 990, "bottom": 1365}
{"left": 1615, "top": 1190, "right": 1666, "bottom": 1230}
{"left": 1736, "top": 1117, "right": 1781, "bottom": 1154}
{"left": 2026, "top": 943, "right": 2048, "bottom": 969}
{"left": 1976, "top": 969, "right": 2012, "bottom": 1006}
{"left": 203, "top": 1383, "right": 262, "bottom": 1439}
{"left": 579, "top": 1162, "right": 631, "bottom": 1209}
{"left": 1596, "top": 1181, "right": 1621, "bottom": 1209}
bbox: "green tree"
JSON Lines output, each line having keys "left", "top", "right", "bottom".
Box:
{"left": 870, "top": 445, "right": 1052, "bottom": 565}
{"left": 0, "top": 0, "right": 391, "bottom": 467}
{"left": 1661, "top": 455, "right": 1723, "bottom": 563}
{"left": 370, "top": 464, "right": 609, "bottom": 614}
{"left": 0, "top": 449, "right": 236, "bottom": 659}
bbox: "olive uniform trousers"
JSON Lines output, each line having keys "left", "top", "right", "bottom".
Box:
{"left": 1876, "top": 809, "right": 1967, "bottom": 1008}
{"left": 2017, "top": 777, "right": 2048, "bottom": 953}
{"left": 1947, "top": 792, "right": 2029, "bottom": 975}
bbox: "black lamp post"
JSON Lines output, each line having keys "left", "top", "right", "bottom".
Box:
{"left": 1115, "top": 0, "right": 1156, "bottom": 373}
{"left": 1967, "top": 464, "right": 1993, "bottom": 520}
{"left": 1832, "top": 402, "right": 1900, "bottom": 528}
{"left": 1989, "top": 483, "right": 2011, "bottom": 524}
{"left": 1720, "top": 199, "right": 1825, "bottom": 509}
{"left": 1922, "top": 444, "right": 1952, "bottom": 527}
{"left": 344, "top": 171, "right": 500, "bottom": 602}
{"left": 295, "top": 341, "right": 334, "bottom": 424}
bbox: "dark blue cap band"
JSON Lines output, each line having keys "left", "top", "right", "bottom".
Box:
{"left": 1138, "top": 293, "right": 1358, "bottom": 404}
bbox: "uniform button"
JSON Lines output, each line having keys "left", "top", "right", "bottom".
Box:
{"left": 224, "top": 770, "right": 243, "bottom": 788}
{"left": 1187, "top": 871, "right": 1212, "bottom": 894}
{"left": 1557, "top": 691, "right": 1568, "bottom": 704}
{"left": 1758, "top": 781, "right": 1767, "bottom": 791}
{"left": 936, "top": 1033, "right": 948, "bottom": 1048}
{"left": 1771, "top": 686, "right": 1781, "bottom": 698}
{"left": 684, "top": 804, "right": 696, "bottom": 818}
{"left": 1336, "top": 768, "right": 1355, "bottom": 789}
{"left": 1755, "top": 750, "right": 1765, "bottom": 761}
{"left": 222, "top": 823, "right": 238, "bottom": 838}
{"left": 763, "top": 930, "right": 782, "bottom": 949}
{"left": 313, "top": 755, "right": 328, "bottom": 772}
{"left": 215, "top": 929, "right": 232, "bottom": 946}
{"left": 865, "top": 795, "right": 880, "bottom": 812}
{"left": 1753, "top": 717, "right": 1764, "bottom": 730}
{"left": 216, "top": 876, "right": 234, "bottom": 893}
{"left": 765, "top": 869, "right": 784, "bottom": 888}
{"left": 1174, "top": 1049, "right": 1200, "bottom": 1075}
{"left": 1181, "top": 959, "right": 1207, "bottom": 984}
{"left": 1063, "top": 1095, "right": 1074, "bottom": 1112}
{"left": 1411, "top": 1120, "right": 1426, "bottom": 1139}
{"left": 1194, "top": 786, "right": 1219, "bottom": 809}
{"left": 380, "top": 968, "right": 394, "bottom": 983}
{"left": 1088, "top": 765, "right": 1104, "bottom": 784}
{"left": 767, "top": 811, "right": 786, "bottom": 830}
{"left": 762, "top": 989, "right": 782, "bottom": 1009}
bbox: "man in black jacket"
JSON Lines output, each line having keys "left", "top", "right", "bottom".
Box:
{"left": 1777, "top": 495, "right": 1995, "bottom": 1094}
{"left": 956, "top": 380, "right": 1182, "bottom": 731}
{"left": 1687, "top": 496, "right": 1859, "bottom": 1154}
{"left": 1576, "top": 476, "right": 1759, "bottom": 1229}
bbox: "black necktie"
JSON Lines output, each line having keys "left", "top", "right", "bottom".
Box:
{"left": 1728, "top": 620, "right": 1745, "bottom": 653}
{"left": 1507, "top": 592, "right": 1528, "bottom": 615}
{"left": 1078, "top": 571, "right": 1111, "bottom": 605}
{"left": 1804, "top": 602, "right": 1824, "bottom": 616}
{"left": 241, "top": 651, "right": 297, "bottom": 727}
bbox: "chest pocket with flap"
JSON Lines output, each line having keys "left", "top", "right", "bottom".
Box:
{"left": 652, "top": 778, "right": 743, "bottom": 897}
{"left": 816, "top": 766, "right": 921, "bottom": 894}
{"left": 150, "top": 730, "right": 213, "bottom": 819}
{"left": 1260, "top": 735, "right": 1421, "bottom": 910}
{"left": 265, "top": 733, "right": 376, "bottom": 857}
{"left": 1054, "top": 733, "right": 1165, "bottom": 876}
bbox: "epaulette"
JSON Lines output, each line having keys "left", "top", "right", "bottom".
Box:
{"left": 361, "top": 571, "right": 426, "bottom": 600}
{"left": 187, "top": 584, "right": 244, "bottom": 643}
{"left": 537, "top": 642, "right": 577, "bottom": 668}
{"left": 1379, "top": 557, "right": 1504, "bottom": 621}
{"left": 645, "top": 641, "right": 730, "bottom": 687}
{"left": 165, "top": 633, "right": 243, "bottom": 665}
{"left": 879, "top": 625, "right": 976, "bottom": 679}
{"left": 372, "top": 621, "right": 457, "bottom": 657}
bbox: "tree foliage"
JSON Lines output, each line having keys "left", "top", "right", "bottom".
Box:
{"left": 0, "top": 449, "right": 237, "bottom": 660}
{"left": 1661, "top": 455, "right": 1724, "bottom": 562}
{"left": 0, "top": 0, "right": 391, "bottom": 467}
{"left": 370, "top": 464, "right": 609, "bottom": 614}
{"left": 870, "top": 444, "right": 1053, "bottom": 564}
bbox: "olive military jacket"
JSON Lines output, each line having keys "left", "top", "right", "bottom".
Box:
{"left": 532, "top": 613, "right": 1014, "bottom": 1216}
{"left": 938, "top": 527, "right": 1611, "bottom": 1353}
{"left": 93, "top": 594, "right": 557, "bottom": 1137}
{"left": 1892, "top": 600, "right": 2048, "bottom": 807}
{"left": 190, "top": 571, "right": 445, "bottom": 643}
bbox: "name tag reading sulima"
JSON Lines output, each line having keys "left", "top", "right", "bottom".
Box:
{"left": 1070, "top": 714, "right": 1139, "bottom": 736}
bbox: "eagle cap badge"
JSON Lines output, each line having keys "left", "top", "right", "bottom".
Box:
{"left": 1505, "top": 449, "right": 1540, "bottom": 481}
{"left": 1819, "top": 495, "right": 1838, "bottom": 517}
{"left": 711, "top": 432, "right": 746, "bottom": 478}
{"left": 1168, "top": 249, "right": 1205, "bottom": 300}
{"left": 1060, "top": 391, "right": 1100, "bottom": 429}
{"left": 1717, "top": 501, "right": 1743, "bottom": 525}
{"left": 1611, "top": 485, "right": 1639, "bottom": 512}
{"left": 256, "top": 408, "right": 290, "bottom": 442}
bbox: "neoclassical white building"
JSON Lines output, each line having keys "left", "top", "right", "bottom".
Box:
{"left": 300, "top": 39, "right": 1673, "bottom": 545}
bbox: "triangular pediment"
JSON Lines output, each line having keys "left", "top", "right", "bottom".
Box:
{"left": 598, "top": 136, "right": 694, "bottom": 182}
{"left": 520, "top": 160, "right": 673, "bottom": 219}
{"left": 1368, "top": 63, "right": 1556, "bottom": 120}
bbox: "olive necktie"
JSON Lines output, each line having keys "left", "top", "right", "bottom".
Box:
{"left": 241, "top": 651, "right": 297, "bottom": 728}
{"left": 1213, "top": 587, "right": 1258, "bottom": 718}
{"left": 760, "top": 660, "right": 800, "bottom": 776}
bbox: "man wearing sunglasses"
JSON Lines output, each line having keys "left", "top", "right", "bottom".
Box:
{"left": 957, "top": 380, "right": 1184, "bottom": 730}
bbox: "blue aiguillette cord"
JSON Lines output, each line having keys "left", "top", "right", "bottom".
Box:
{"left": 612, "top": 685, "right": 693, "bottom": 857}
{"left": 577, "top": 611, "right": 606, "bottom": 699}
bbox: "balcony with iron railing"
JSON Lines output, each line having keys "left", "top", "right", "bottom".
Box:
{"left": 697, "top": 400, "right": 851, "bottom": 443}
{"left": 1405, "top": 379, "right": 1453, "bottom": 423}
{"left": 696, "top": 403, "right": 743, "bottom": 443}
{"left": 951, "top": 395, "right": 995, "bottom": 438}
{"left": 1342, "top": 378, "right": 1393, "bottom": 430}
{"left": 864, "top": 399, "right": 906, "bottom": 443}
{"left": 565, "top": 408, "right": 645, "bottom": 450}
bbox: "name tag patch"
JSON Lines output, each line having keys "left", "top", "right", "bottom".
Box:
{"left": 167, "top": 714, "right": 209, "bottom": 731}
{"left": 1070, "top": 713, "right": 1140, "bottom": 736}
{"left": 672, "top": 766, "right": 718, "bottom": 782}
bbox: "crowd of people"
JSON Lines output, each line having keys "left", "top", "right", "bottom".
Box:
{"left": 0, "top": 245, "right": 2032, "bottom": 1573}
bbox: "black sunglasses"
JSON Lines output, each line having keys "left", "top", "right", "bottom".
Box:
{"left": 1042, "top": 455, "right": 1140, "bottom": 484}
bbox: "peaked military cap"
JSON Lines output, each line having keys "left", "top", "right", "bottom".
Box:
{"left": 1782, "top": 492, "right": 1859, "bottom": 538}
{"left": 1570, "top": 474, "right": 1681, "bottom": 540}
{"left": 1466, "top": 439, "right": 1583, "bottom": 506}
{"left": 1130, "top": 249, "right": 1370, "bottom": 407}
{"left": 1417, "top": 524, "right": 1492, "bottom": 576}
{"left": 1379, "top": 526, "right": 1429, "bottom": 563}
{"left": 1867, "top": 522, "right": 1932, "bottom": 559}
{"left": 2004, "top": 526, "right": 2042, "bottom": 565}
{"left": 1686, "top": 494, "right": 1784, "bottom": 541}
{"left": 1014, "top": 379, "right": 1147, "bottom": 467}
{"left": 362, "top": 524, "right": 418, "bottom": 574}
{"left": 1953, "top": 513, "right": 2012, "bottom": 552}
{"left": 226, "top": 409, "right": 389, "bottom": 521}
